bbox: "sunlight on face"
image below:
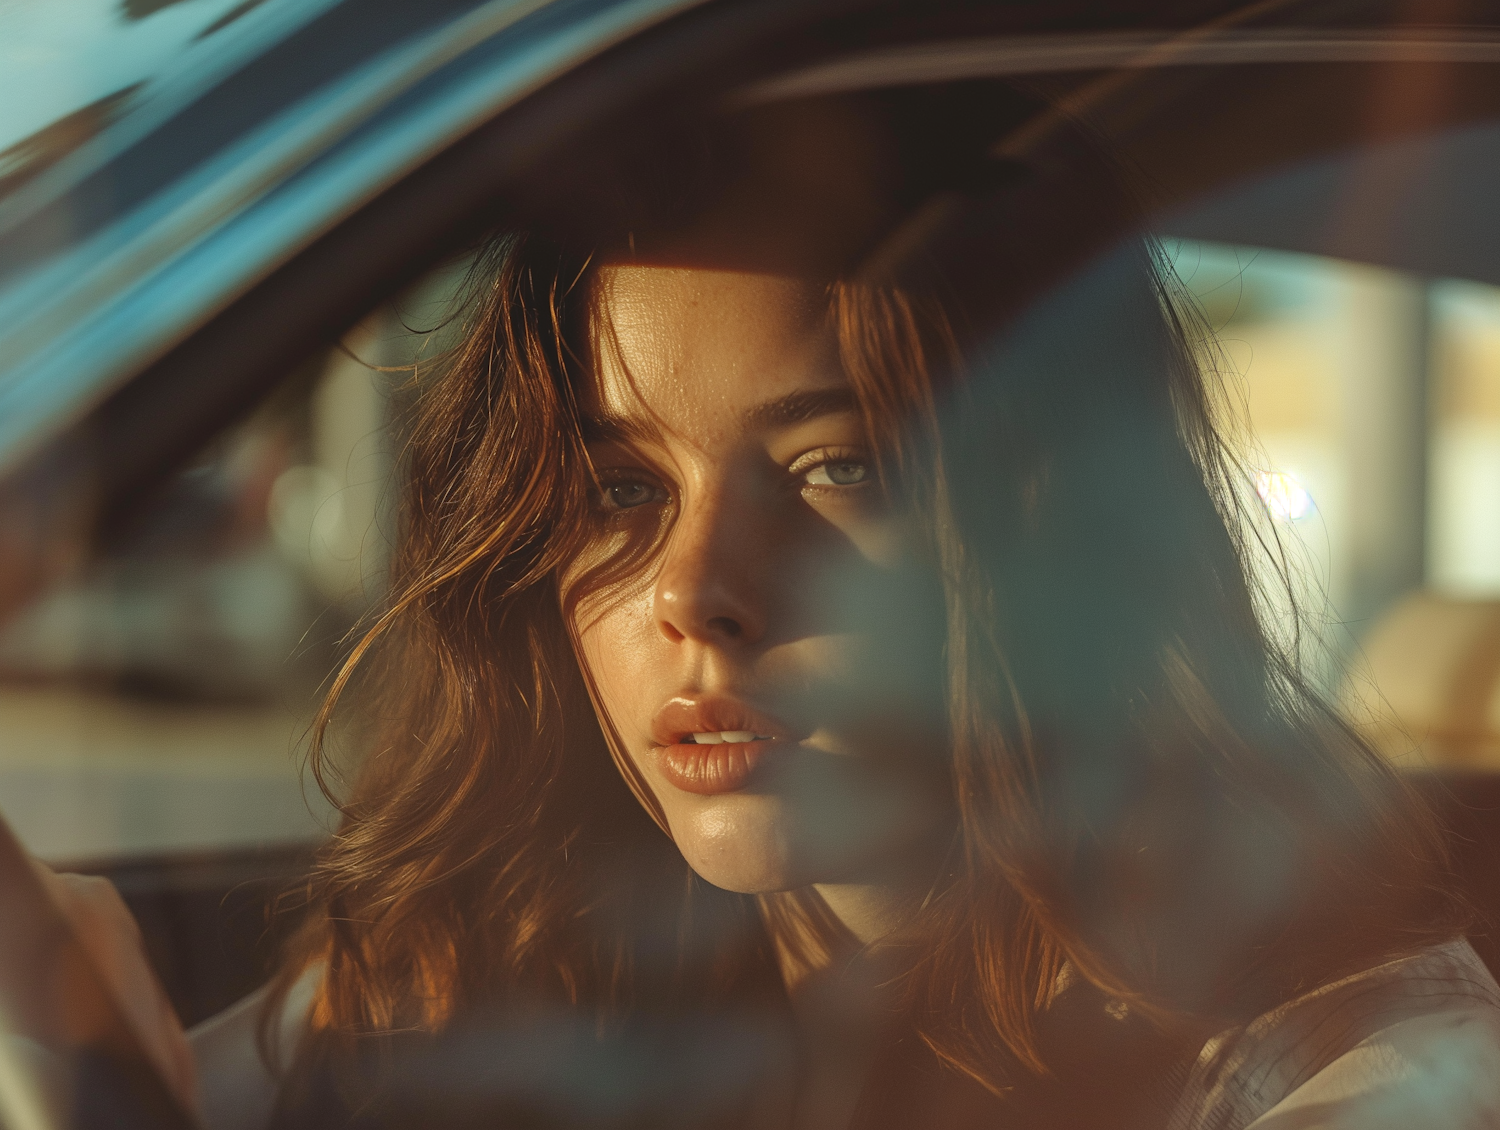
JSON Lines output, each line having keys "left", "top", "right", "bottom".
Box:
{"left": 568, "top": 266, "right": 950, "bottom": 896}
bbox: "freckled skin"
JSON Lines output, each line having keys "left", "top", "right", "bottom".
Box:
{"left": 570, "top": 267, "right": 950, "bottom": 923}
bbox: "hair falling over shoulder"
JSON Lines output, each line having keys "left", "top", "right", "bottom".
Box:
{"left": 262, "top": 93, "right": 1472, "bottom": 1104}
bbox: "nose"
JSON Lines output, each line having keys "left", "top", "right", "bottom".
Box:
{"left": 654, "top": 490, "right": 768, "bottom": 647}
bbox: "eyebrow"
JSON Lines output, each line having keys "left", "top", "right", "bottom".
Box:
{"left": 581, "top": 387, "right": 859, "bottom": 445}
{"left": 743, "top": 387, "right": 858, "bottom": 429}
{"left": 580, "top": 410, "right": 657, "bottom": 446}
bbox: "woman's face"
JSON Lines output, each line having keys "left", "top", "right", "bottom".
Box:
{"left": 569, "top": 266, "right": 950, "bottom": 897}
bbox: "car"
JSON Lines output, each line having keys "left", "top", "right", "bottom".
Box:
{"left": 5, "top": 0, "right": 1500, "bottom": 1125}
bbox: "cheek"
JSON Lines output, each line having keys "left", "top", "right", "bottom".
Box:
{"left": 821, "top": 506, "right": 908, "bottom": 571}
{"left": 573, "top": 579, "right": 661, "bottom": 732}
{"left": 808, "top": 558, "right": 949, "bottom": 728}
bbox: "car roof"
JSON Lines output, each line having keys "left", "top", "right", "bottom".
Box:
{"left": 2, "top": 0, "right": 1499, "bottom": 534}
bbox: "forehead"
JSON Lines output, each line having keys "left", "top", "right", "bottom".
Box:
{"left": 587, "top": 265, "right": 846, "bottom": 435}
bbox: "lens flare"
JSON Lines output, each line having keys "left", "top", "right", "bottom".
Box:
{"left": 1255, "top": 470, "right": 1312, "bottom": 522}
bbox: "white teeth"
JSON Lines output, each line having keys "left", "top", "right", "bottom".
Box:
{"left": 691, "top": 732, "right": 724, "bottom": 744}
{"left": 688, "top": 731, "right": 773, "bottom": 744}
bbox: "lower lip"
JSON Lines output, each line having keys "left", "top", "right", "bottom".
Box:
{"left": 657, "top": 740, "right": 781, "bottom": 795}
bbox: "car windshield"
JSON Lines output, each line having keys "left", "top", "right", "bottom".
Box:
{"left": 9, "top": 4, "right": 1500, "bottom": 1129}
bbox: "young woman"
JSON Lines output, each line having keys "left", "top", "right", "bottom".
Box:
{"left": 187, "top": 90, "right": 1500, "bottom": 1128}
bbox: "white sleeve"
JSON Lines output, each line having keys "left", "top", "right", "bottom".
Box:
{"left": 187, "top": 965, "right": 321, "bottom": 1130}
{"left": 1245, "top": 1002, "right": 1500, "bottom": 1129}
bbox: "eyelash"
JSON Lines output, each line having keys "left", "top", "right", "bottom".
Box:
{"left": 790, "top": 448, "right": 872, "bottom": 491}
{"left": 594, "top": 472, "right": 670, "bottom": 513}
{"left": 592, "top": 448, "right": 873, "bottom": 514}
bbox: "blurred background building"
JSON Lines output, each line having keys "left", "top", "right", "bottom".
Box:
{"left": 1175, "top": 240, "right": 1500, "bottom": 768}
{"left": 0, "top": 270, "right": 461, "bottom": 863}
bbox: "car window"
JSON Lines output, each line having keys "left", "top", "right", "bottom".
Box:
{"left": 0, "top": 258, "right": 475, "bottom": 864}
{"left": 0, "top": 264, "right": 472, "bottom": 1040}
{"left": 0, "top": 361, "right": 347, "bottom": 866}
{"left": 1174, "top": 243, "right": 1500, "bottom": 615}
{"left": 1168, "top": 239, "right": 1500, "bottom": 761}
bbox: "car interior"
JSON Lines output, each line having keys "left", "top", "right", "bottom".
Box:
{"left": 6, "top": 0, "right": 1500, "bottom": 1123}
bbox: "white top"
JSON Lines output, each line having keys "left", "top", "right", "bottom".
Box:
{"left": 189, "top": 965, "right": 320, "bottom": 1130}
{"left": 188, "top": 940, "right": 1500, "bottom": 1130}
{"left": 1168, "top": 938, "right": 1500, "bottom": 1129}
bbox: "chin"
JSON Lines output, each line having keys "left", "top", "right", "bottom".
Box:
{"left": 665, "top": 794, "right": 815, "bottom": 894}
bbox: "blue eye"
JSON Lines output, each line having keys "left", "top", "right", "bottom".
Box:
{"left": 804, "top": 460, "right": 868, "bottom": 486}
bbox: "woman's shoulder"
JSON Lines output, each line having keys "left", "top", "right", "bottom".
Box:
{"left": 188, "top": 963, "right": 322, "bottom": 1130}
{"left": 1170, "top": 938, "right": 1500, "bottom": 1129}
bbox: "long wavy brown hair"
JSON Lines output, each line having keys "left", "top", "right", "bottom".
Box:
{"left": 266, "top": 91, "right": 1467, "bottom": 1111}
